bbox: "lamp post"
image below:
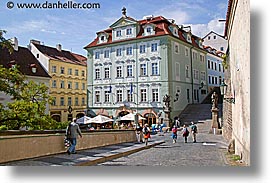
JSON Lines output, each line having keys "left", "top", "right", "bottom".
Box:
{"left": 220, "top": 80, "right": 235, "bottom": 104}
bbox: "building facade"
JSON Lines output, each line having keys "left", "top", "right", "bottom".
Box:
{"left": 85, "top": 9, "right": 208, "bottom": 127}
{"left": 204, "top": 45, "right": 225, "bottom": 92}
{"left": 29, "top": 41, "right": 87, "bottom": 122}
{"left": 224, "top": 0, "right": 250, "bottom": 165}
{"left": 203, "top": 31, "right": 228, "bottom": 52}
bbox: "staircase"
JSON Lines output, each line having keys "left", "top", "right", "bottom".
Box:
{"left": 178, "top": 104, "right": 213, "bottom": 125}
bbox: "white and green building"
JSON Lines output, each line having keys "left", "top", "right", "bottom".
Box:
{"left": 85, "top": 9, "right": 208, "bottom": 126}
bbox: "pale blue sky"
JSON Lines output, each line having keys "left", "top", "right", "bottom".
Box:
{"left": 0, "top": 0, "right": 228, "bottom": 56}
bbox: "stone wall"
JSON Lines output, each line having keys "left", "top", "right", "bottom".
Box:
{"left": 0, "top": 130, "right": 137, "bottom": 164}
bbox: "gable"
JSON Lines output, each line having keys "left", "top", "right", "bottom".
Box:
{"left": 110, "top": 17, "right": 137, "bottom": 28}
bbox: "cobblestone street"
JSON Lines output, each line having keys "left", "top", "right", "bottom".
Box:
{"left": 98, "top": 119, "right": 229, "bottom": 166}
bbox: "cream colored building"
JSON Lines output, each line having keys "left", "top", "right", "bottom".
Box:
{"left": 224, "top": 0, "right": 250, "bottom": 165}
{"left": 29, "top": 40, "right": 87, "bottom": 122}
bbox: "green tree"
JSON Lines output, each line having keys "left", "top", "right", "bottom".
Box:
{"left": 0, "top": 30, "right": 57, "bottom": 130}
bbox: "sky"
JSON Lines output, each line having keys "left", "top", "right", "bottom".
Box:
{"left": 0, "top": 0, "right": 228, "bottom": 56}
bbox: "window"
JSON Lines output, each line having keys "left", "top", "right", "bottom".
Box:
{"left": 219, "top": 76, "right": 222, "bottom": 85}
{"left": 95, "top": 68, "right": 100, "bottom": 79}
{"left": 60, "top": 80, "right": 65, "bottom": 88}
{"left": 75, "top": 69, "right": 79, "bottom": 76}
{"left": 116, "top": 66, "right": 122, "bottom": 78}
{"left": 116, "top": 30, "right": 121, "bottom": 37}
{"left": 126, "top": 28, "right": 132, "bottom": 35}
{"left": 208, "top": 60, "right": 211, "bottom": 69}
{"left": 152, "top": 89, "right": 159, "bottom": 102}
{"left": 104, "top": 91, "right": 110, "bottom": 103}
{"left": 60, "top": 97, "right": 65, "bottom": 106}
{"left": 127, "top": 90, "right": 133, "bottom": 102}
{"left": 95, "top": 52, "right": 100, "bottom": 59}
{"left": 51, "top": 66, "right": 57, "bottom": 73}
{"left": 185, "top": 65, "right": 190, "bottom": 78}
{"left": 68, "top": 97, "right": 72, "bottom": 106}
{"left": 75, "top": 97, "right": 79, "bottom": 106}
{"left": 219, "top": 63, "right": 222, "bottom": 72}
{"left": 151, "top": 43, "right": 157, "bottom": 52}
{"left": 126, "top": 47, "right": 132, "bottom": 55}
{"left": 117, "top": 90, "right": 122, "bottom": 102}
{"left": 140, "top": 89, "right": 147, "bottom": 102}
{"left": 104, "top": 50, "right": 110, "bottom": 58}
{"left": 68, "top": 81, "right": 72, "bottom": 89}
{"left": 200, "top": 55, "right": 205, "bottom": 62}
{"left": 220, "top": 47, "right": 224, "bottom": 51}
{"left": 201, "top": 71, "right": 206, "bottom": 81}
{"left": 208, "top": 36, "right": 210, "bottom": 40}
{"left": 116, "top": 48, "right": 122, "bottom": 56}
{"left": 82, "top": 97, "right": 85, "bottom": 106}
{"left": 174, "top": 43, "right": 179, "bottom": 53}
{"left": 52, "top": 97, "right": 56, "bottom": 106}
{"left": 104, "top": 68, "right": 110, "bottom": 79}
{"left": 185, "top": 48, "right": 188, "bottom": 56}
{"left": 151, "top": 63, "right": 159, "bottom": 75}
{"left": 140, "top": 64, "right": 147, "bottom": 76}
{"left": 214, "top": 62, "right": 217, "bottom": 71}
{"left": 52, "top": 80, "right": 57, "bottom": 88}
{"left": 127, "top": 65, "right": 133, "bottom": 77}
{"left": 95, "top": 91, "right": 100, "bottom": 103}
{"left": 146, "top": 27, "right": 152, "bottom": 33}
{"left": 176, "top": 62, "right": 180, "bottom": 80}
{"left": 81, "top": 70, "right": 85, "bottom": 77}
{"left": 215, "top": 77, "right": 218, "bottom": 84}
{"left": 140, "top": 45, "right": 146, "bottom": 53}
{"left": 36, "top": 54, "right": 39, "bottom": 58}
{"left": 60, "top": 67, "right": 65, "bottom": 74}
{"left": 75, "top": 82, "right": 79, "bottom": 90}
{"left": 193, "top": 70, "right": 199, "bottom": 80}
{"left": 82, "top": 83, "right": 85, "bottom": 90}
{"left": 68, "top": 68, "right": 72, "bottom": 75}
{"left": 214, "top": 35, "right": 216, "bottom": 39}
{"left": 208, "top": 76, "right": 211, "bottom": 84}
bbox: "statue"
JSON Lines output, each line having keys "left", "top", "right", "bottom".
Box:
{"left": 163, "top": 94, "right": 171, "bottom": 110}
{"left": 211, "top": 92, "right": 218, "bottom": 109}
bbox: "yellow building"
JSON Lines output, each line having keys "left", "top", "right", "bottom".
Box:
{"left": 29, "top": 40, "right": 87, "bottom": 122}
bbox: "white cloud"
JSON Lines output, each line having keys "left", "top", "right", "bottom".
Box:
{"left": 187, "top": 18, "right": 226, "bottom": 37}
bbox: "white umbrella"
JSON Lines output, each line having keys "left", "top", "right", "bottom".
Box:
{"left": 76, "top": 116, "right": 93, "bottom": 124}
{"left": 120, "top": 113, "right": 146, "bottom": 121}
{"left": 90, "top": 114, "right": 114, "bottom": 124}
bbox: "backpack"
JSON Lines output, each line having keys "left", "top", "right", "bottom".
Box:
{"left": 183, "top": 128, "right": 189, "bottom": 136}
{"left": 172, "top": 128, "right": 177, "bottom": 134}
{"left": 143, "top": 127, "right": 149, "bottom": 135}
{"left": 192, "top": 125, "right": 197, "bottom": 133}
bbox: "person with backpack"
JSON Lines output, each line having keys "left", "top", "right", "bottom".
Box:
{"left": 142, "top": 124, "right": 150, "bottom": 146}
{"left": 190, "top": 122, "right": 198, "bottom": 143}
{"left": 65, "top": 118, "right": 82, "bottom": 155}
{"left": 171, "top": 125, "right": 178, "bottom": 143}
{"left": 182, "top": 124, "right": 189, "bottom": 143}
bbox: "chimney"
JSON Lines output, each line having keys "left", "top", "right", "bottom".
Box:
{"left": 11, "top": 37, "right": 18, "bottom": 51}
{"left": 30, "top": 39, "right": 41, "bottom": 45}
{"left": 56, "top": 44, "right": 62, "bottom": 51}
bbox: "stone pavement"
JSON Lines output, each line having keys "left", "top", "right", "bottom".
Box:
{"left": 97, "top": 119, "right": 230, "bottom": 166}
{"left": 0, "top": 140, "right": 164, "bottom": 166}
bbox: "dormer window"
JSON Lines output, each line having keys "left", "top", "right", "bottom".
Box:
{"left": 116, "top": 30, "right": 122, "bottom": 37}
{"left": 97, "top": 33, "right": 108, "bottom": 44}
{"left": 30, "top": 63, "right": 37, "bottom": 73}
{"left": 146, "top": 27, "right": 152, "bottom": 33}
{"left": 126, "top": 28, "right": 132, "bottom": 35}
{"left": 187, "top": 34, "right": 192, "bottom": 43}
{"left": 8, "top": 60, "right": 16, "bottom": 69}
{"left": 101, "top": 36, "right": 105, "bottom": 41}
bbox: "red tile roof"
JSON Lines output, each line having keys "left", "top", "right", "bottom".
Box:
{"left": 84, "top": 15, "right": 203, "bottom": 51}
{"left": 33, "top": 43, "right": 87, "bottom": 66}
{"left": 0, "top": 46, "right": 51, "bottom": 78}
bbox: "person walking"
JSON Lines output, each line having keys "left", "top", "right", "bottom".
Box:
{"left": 142, "top": 124, "right": 151, "bottom": 146}
{"left": 190, "top": 122, "right": 198, "bottom": 143}
{"left": 135, "top": 124, "right": 143, "bottom": 143}
{"left": 182, "top": 124, "right": 189, "bottom": 143}
{"left": 171, "top": 125, "right": 178, "bottom": 143}
{"left": 66, "top": 118, "right": 82, "bottom": 155}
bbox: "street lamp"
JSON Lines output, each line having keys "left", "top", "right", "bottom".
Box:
{"left": 220, "top": 80, "right": 235, "bottom": 104}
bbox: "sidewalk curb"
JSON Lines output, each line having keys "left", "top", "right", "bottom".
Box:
{"left": 75, "top": 140, "right": 165, "bottom": 166}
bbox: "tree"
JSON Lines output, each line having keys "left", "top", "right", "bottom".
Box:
{"left": 0, "top": 30, "right": 57, "bottom": 130}
{"left": 0, "top": 30, "right": 13, "bottom": 54}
